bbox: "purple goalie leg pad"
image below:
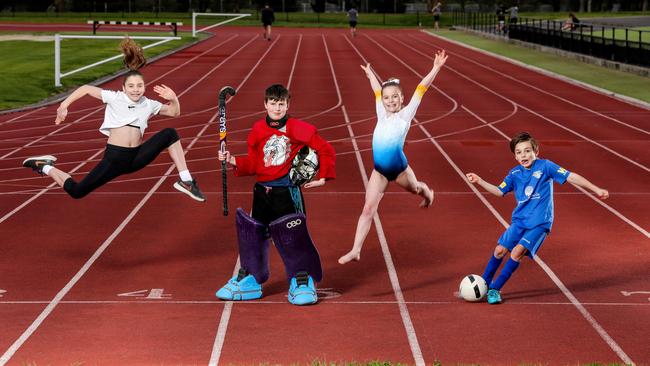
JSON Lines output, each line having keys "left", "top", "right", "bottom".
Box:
{"left": 236, "top": 207, "right": 270, "bottom": 284}
{"left": 269, "top": 212, "right": 323, "bottom": 283}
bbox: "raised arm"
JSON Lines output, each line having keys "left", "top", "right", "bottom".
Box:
{"left": 154, "top": 84, "right": 180, "bottom": 117}
{"left": 55, "top": 85, "right": 102, "bottom": 124}
{"left": 567, "top": 172, "right": 609, "bottom": 199}
{"left": 360, "top": 63, "right": 382, "bottom": 92}
{"left": 418, "top": 50, "right": 448, "bottom": 89}
{"left": 466, "top": 173, "right": 505, "bottom": 197}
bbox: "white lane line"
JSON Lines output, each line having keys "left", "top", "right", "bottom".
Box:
{"left": 418, "top": 31, "right": 650, "bottom": 129}
{"left": 0, "top": 118, "right": 212, "bottom": 364}
{"left": 390, "top": 34, "right": 650, "bottom": 174}
{"left": 208, "top": 34, "right": 291, "bottom": 366}
{"left": 1, "top": 299, "right": 648, "bottom": 306}
{"left": 330, "top": 34, "right": 426, "bottom": 366}
{"left": 0, "top": 107, "right": 45, "bottom": 127}
{"left": 463, "top": 105, "right": 649, "bottom": 239}
{"left": 0, "top": 34, "right": 246, "bottom": 226}
{"left": 364, "top": 32, "right": 636, "bottom": 366}
{"left": 0, "top": 34, "right": 258, "bottom": 365}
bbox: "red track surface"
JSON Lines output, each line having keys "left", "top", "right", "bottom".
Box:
{"left": 0, "top": 25, "right": 648, "bottom": 365}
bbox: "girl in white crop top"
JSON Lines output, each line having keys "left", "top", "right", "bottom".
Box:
{"left": 22, "top": 37, "right": 205, "bottom": 202}
{"left": 339, "top": 50, "right": 448, "bottom": 265}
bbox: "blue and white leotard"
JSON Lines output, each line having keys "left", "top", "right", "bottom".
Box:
{"left": 372, "top": 85, "right": 427, "bottom": 181}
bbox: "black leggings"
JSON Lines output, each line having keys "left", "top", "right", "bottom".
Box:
{"left": 63, "top": 128, "right": 179, "bottom": 199}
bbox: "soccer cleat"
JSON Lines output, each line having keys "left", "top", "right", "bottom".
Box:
{"left": 216, "top": 268, "right": 263, "bottom": 301}
{"left": 288, "top": 271, "right": 317, "bottom": 306}
{"left": 487, "top": 289, "right": 502, "bottom": 304}
{"left": 22, "top": 155, "right": 57, "bottom": 175}
{"left": 173, "top": 179, "right": 206, "bottom": 202}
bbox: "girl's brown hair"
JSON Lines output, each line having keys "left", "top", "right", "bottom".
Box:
{"left": 120, "top": 36, "right": 146, "bottom": 85}
{"left": 120, "top": 36, "right": 146, "bottom": 71}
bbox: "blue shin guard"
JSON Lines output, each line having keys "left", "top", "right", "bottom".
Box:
{"left": 269, "top": 212, "right": 323, "bottom": 283}
{"left": 236, "top": 207, "right": 270, "bottom": 284}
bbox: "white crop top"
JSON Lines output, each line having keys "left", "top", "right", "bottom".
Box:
{"left": 99, "top": 90, "right": 163, "bottom": 136}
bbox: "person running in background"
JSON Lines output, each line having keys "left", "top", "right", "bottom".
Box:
{"left": 22, "top": 37, "right": 205, "bottom": 202}
{"left": 261, "top": 3, "right": 275, "bottom": 41}
{"left": 347, "top": 5, "right": 359, "bottom": 37}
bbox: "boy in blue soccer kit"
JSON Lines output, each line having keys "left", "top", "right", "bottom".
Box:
{"left": 466, "top": 132, "right": 609, "bottom": 304}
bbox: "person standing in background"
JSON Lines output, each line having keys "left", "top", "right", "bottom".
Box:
{"left": 432, "top": 2, "right": 442, "bottom": 31}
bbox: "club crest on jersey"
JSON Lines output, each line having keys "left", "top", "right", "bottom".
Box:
{"left": 263, "top": 134, "right": 291, "bottom": 167}
{"left": 532, "top": 170, "right": 542, "bottom": 179}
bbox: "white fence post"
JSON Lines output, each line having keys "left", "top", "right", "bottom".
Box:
{"left": 192, "top": 12, "right": 197, "bottom": 37}
{"left": 54, "top": 34, "right": 61, "bottom": 87}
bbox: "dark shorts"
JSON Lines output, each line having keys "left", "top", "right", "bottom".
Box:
{"left": 251, "top": 183, "right": 305, "bottom": 226}
{"left": 433, "top": 14, "right": 440, "bottom": 21}
{"left": 349, "top": 20, "right": 357, "bottom": 28}
{"left": 263, "top": 22, "right": 272, "bottom": 27}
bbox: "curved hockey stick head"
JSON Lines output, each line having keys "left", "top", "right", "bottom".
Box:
{"left": 219, "top": 86, "right": 237, "bottom": 104}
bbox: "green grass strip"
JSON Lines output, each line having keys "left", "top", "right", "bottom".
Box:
{"left": 430, "top": 29, "right": 650, "bottom": 104}
{"left": 0, "top": 31, "right": 200, "bottom": 110}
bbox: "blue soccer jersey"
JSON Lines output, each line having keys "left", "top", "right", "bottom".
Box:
{"left": 497, "top": 159, "right": 570, "bottom": 230}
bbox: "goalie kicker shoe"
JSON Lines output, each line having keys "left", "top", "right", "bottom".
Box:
{"left": 216, "top": 268, "right": 263, "bottom": 301}
{"left": 288, "top": 271, "right": 317, "bottom": 305}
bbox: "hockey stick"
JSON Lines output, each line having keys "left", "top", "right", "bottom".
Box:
{"left": 218, "top": 86, "right": 236, "bottom": 216}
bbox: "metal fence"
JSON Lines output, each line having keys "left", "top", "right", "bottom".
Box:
{"left": 451, "top": 11, "right": 650, "bottom": 68}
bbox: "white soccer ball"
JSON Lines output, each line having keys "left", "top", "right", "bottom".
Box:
{"left": 459, "top": 274, "right": 488, "bottom": 302}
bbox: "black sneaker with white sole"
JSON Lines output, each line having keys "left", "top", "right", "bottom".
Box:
{"left": 22, "top": 155, "right": 57, "bottom": 175}
{"left": 173, "top": 179, "right": 206, "bottom": 202}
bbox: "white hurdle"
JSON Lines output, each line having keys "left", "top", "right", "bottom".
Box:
{"left": 54, "top": 34, "right": 181, "bottom": 87}
{"left": 192, "top": 12, "right": 251, "bottom": 37}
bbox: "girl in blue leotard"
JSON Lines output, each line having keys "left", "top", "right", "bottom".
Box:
{"left": 339, "top": 50, "right": 448, "bottom": 264}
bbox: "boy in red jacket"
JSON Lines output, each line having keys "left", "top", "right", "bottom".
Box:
{"left": 216, "top": 84, "right": 335, "bottom": 305}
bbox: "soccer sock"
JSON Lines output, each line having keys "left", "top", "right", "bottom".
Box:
{"left": 490, "top": 258, "right": 520, "bottom": 290}
{"left": 482, "top": 255, "right": 504, "bottom": 287}
{"left": 179, "top": 170, "right": 192, "bottom": 182}
{"left": 42, "top": 165, "right": 53, "bottom": 175}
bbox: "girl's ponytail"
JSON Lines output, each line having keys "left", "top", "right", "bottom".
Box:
{"left": 120, "top": 36, "right": 146, "bottom": 71}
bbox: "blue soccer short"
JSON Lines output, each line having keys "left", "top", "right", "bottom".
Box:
{"left": 497, "top": 223, "right": 549, "bottom": 258}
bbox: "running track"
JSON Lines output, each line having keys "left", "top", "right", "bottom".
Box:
{"left": 0, "top": 26, "right": 648, "bottom": 365}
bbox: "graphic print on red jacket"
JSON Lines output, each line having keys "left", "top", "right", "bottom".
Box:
{"left": 234, "top": 117, "right": 336, "bottom": 183}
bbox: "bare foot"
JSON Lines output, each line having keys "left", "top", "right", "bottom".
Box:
{"left": 338, "top": 250, "right": 361, "bottom": 264}
{"left": 419, "top": 187, "right": 434, "bottom": 208}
